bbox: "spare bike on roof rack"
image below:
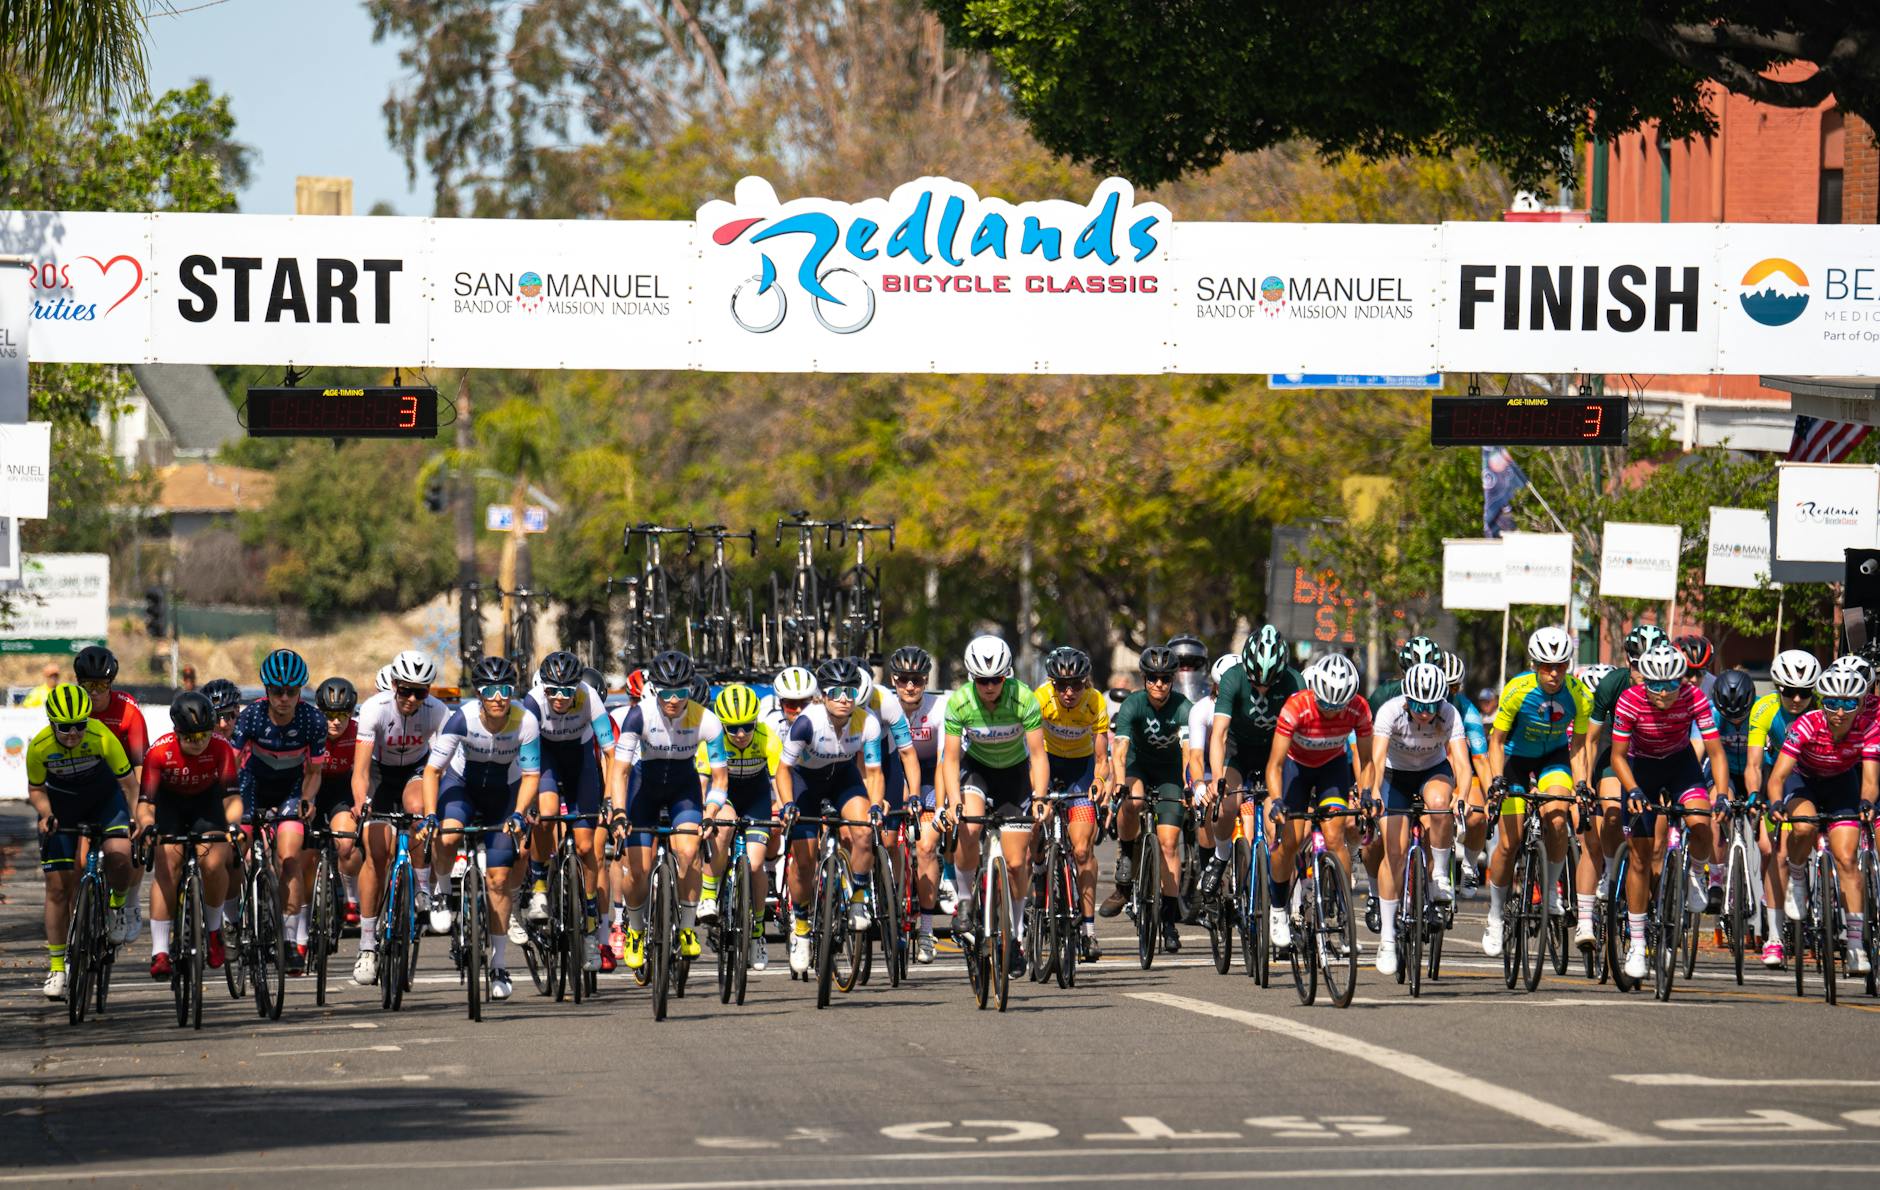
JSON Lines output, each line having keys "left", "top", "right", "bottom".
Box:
{"left": 689, "top": 525, "right": 758, "bottom": 680}
{"left": 773, "top": 511, "right": 844, "bottom": 668}
{"left": 625, "top": 523, "right": 696, "bottom": 660}
{"left": 829, "top": 517, "right": 895, "bottom": 669}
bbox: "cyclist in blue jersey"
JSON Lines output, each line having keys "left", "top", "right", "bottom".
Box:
{"left": 521, "top": 651, "right": 617, "bottom": 971}
{"left": 230, "top": 648, "right": 327, "bottom": 975}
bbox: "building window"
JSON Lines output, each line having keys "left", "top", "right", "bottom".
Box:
{"left": 1822, "top": 108, "right": 1845, "bottom": 224}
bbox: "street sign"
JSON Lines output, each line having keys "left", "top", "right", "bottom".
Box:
{"left": 486, "top": 504, "right": 514, "bottom": 532}
{"left": 1268, "top": 373, "right": 1443, "bottom": 390}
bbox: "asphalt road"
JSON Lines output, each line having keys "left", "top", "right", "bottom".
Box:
{"left": 4, "top": 802, "right": 1880, "bottom": 1189}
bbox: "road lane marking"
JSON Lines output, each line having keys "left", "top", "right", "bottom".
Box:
{"left": 1618, "top": 1074, "right": 1880, "bottom": 1088}
{"left": 1129, "top": 991, "right": 1658, "bottom": 1146}
{"left": 255, "top": 1039, "right": 449, "bottom": 1057}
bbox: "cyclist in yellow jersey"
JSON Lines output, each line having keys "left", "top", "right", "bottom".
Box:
{"left": 1035, "top": 647, "right": 1111, "bottom": 959}
{"left": 696, "top": 685, "right": 782, "bottom": 970}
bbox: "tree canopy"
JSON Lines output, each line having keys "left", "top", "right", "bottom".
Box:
{"left": 926, "top": 2, "right": 1880, "bottom": 189}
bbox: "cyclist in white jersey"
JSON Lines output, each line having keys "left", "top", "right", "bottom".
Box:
{"left": 348, "top": 650, "right": 449, "bottom": 984}
{"left": 420, "top": 656, "right": 542, "bottom": 1001}
{"left": 521, "top": 651, "right": 617, "bottom": 969}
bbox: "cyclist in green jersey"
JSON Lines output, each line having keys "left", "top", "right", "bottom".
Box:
{"left": 1107, "top": 647, "right": 1196, "bottom": 952}
{"left": 1203, "top": 626, "right": 1301, "bottom": 897}
{"left": 938, "top": 635, "right": 1049, "bottom": 974}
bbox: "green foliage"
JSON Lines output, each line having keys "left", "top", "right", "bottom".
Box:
{"left": 0, "top": 0, "right": 147, "bottom": 122}
{"left": 928, "top": 2, "right": 1880, "bottom": 190}
{"left": 25, "top": 364, "right": 152, "bottom": 555}
{"left": 238, "top": 440, "right": 455, "bottom": 619}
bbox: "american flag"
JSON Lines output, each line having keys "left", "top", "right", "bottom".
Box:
{"left": 1788, "top": 415, "right": 1870, "bottom": 463}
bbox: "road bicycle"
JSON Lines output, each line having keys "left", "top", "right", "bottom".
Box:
{"left": 828, "top": 517, "right": 895, "bottom": 666}
{"left": 625, "top": 523, "right": 696, "bottom": 661}
{"left": 773, "top": 511, "right": 843, "bottom": 667}
{"left": 1281, "top": 801, "right": 1362, "bottom": 1009}
{"left": 1490, "top": 784, "right": 1578, "bottom": 993}
{"left": 630, "top": 809, "right": 699, "bottom": 1021}
{"left": 54, "top": 822, "right": 121, "bottom": 1025}
{"left": 951, "top": 809, "right": 1027, "bottom": 1012}
{"left": 305, "top": 822, "right": 358, "bottom": 1007}
{"left": 143, "top": 826, "right": 230, "bottom": 1030}
{"left": 227, "top": 810, "right": 289, "bottom": 1020}
{"left": 1860, "top": 818, "right": 1880, "bottom": 999}
{"left": 784, "top": 803, "right": 872, "bottom": 1009}
{"left": 1375, "top": 792, "right": 1449, "bottom": 998}
{"left": 365, "top": 811, "right": 424, "bottom": 1011}
{"left": 1782, "top": 812, "right": 1862, "bottom": 1006}
{"left": 689, "top": 524, "right": 757, "bottom": 679}
{"left": 1715, "top": 793, "right": 1764, "bottom": 986}
{"left": 1119, "top": 788, "right": 1186, "bottom": 970}
{"left": 1235, "top": 782, "right": 1274, "bottom": 987}
{"left": 706, "top": 814, "right": 784, "bottom": 1006}
{"left": 434, "top": 822, "right": 511, "bottom": 1022}
{"left": 522, "top": 812, "right": 598, "bottom": 1003}
{"left": 854, "top": 811, "right": 904, "bottom": 990}
{"left": 496, "top": 584, "right": 539, "bottom": 678}
{"left": 1026, "top": 787, "right": 1082, "bottom": 988}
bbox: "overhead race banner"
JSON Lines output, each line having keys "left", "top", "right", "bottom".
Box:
{"left": 5, "top": 181, "right": 1880, "bottom": 374}
{"left": 1705, "top": 506, "right": 1775, "bottom": 589}
{"left": 1600, "top": 522, "right": 1683, "bottom": 601}
{"left": 1773, "top": 462, "right": 1880, "bottom": 562}
{"left": 1442, "top": 538, "right": 1505, "bottom": 611}
{"left": 1500, "top": 531, "right": 1573, "bottom": 606}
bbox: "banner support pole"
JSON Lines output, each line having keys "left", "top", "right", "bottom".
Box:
{"left": 1499, "top": 604, "right": 1511, "bottom": 690}
{"left": 1774, "top": 587, "right": 1785, "bottom": 654}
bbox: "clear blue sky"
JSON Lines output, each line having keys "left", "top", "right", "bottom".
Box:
{"left": 145, "top": 0, "right": 434, "bottom": 215}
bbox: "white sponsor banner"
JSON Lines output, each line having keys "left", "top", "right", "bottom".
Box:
{"left": 0, "top": 553, "right": 109, "bottom": 642}
{"left": 1442, "top": 537, "right": 1505, "bottom": 610}
{"left": 148, "top": 212, "right": 431, "bottom": 366}
{"left": 0, "top": 422, "right": 51, "bottom": 518}
{"left": 1715, "top": 225, "right": 1880, "bottom": 374}
{"left": 1774, "top": 462, "right": 1880, "bottom": 562}
{"left": 0, "top": 703, "right": 174, "bottom": 800}
{"left": 1437, "top": 222, "right": 1722, "bottom": 374}
{"left": 0, "top": 211, "right": 153, "bottom": 366}
{"left": 695, "top": 175, "right": 1173, "bottom": 374}
{"left": 1501, "top": 531, "right": 1573, "bottom": 605}
{"left": 1169, "top": 223, "right": 1440, "bottom": 373}
{"left": 426, "top": 218, "right": 692, "bottom": 369}
{"left": 1705, "top": 506, "right": 1776, "bottom": 589}
{"left": 1600, "top": 521, "right": 1683, "bottom": 601}
{"left": 4, "top": 186, "right": 1880, "bottom": 374}
{"left": 0, "top": 259, "right": 27, "bottom": 422}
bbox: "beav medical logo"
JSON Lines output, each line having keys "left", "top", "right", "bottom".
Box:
{"left": 1738, "top": 258, "right": 1810, "bottom": 327}
{"left": 700, "top": 176, "right": 1169, "bottom": 335}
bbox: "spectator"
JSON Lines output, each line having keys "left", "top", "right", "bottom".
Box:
{"left": 20, "top": 662, "right": 59, "bottom": 708}
{"left": 180, "top": 664, "right": 198, "bottom": 692}
{"left": 1474, "top": 686, "right": 1498, "bottom": 718}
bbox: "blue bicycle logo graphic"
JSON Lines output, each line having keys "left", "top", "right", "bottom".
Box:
{"left": 713, "top": 215, "right": 876, "bottom": 335}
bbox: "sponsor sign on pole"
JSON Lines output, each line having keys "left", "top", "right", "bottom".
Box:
{"left": 1705, "top": 506, "right": 1776, "bottom": 589}
{"left": 1442, "top": 538, "right": 1506, "bottom": 611}
{"left": 1599, "top": 522, "right": 1683, "bottom": 601}
{"left": 0, "top": 553, "right": 109, "bottom": 653}
{"left": 0, "top": 422, "right": 51, "bottom": 519}
{"left": 1773, "top": 462, "right": 1880, "bottom": 562}
{"left": 1500, "top": 531, "right": 1573, "bottom": 606}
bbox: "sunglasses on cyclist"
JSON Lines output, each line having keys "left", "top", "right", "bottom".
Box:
{"left": 51, "top": 719, "right": 89, "bottom": 736}
{"left": 824, "top": 685, "right": 861, "bottom": 701}
{"left": 394, "top": 684, "right": 429, "bottom": 699}
{"left": 1407, "top": 699, "right": 1441, "bottom": 715}
{"left": 779, "top": 698, "right": 810, "bottom": 714}
{"left": 892, "top": 674, "right": 928, "bottom": 687}
{"left": 1778, "top": 686, "right": 1813, "bottom": 700}
{"left": 265, "top": 684, "right": 299, "bottom": 698}
{"left": 79, "top": 679, "right": 111, "bottom": 694}
{"left": 179, "top": 730, "right": 211, "bottom": 745}
{"left": 654, "top": 687, "right": 690, "bottom": 701}
{"left": 1822, "top": 696, "right": 1862, "bottom": 712}
{"left": 323, "top": 710, "right": 352, "bottom": 723}
{"left": 972, "top": 676, "right": 1004, "bottom": 687}
{"left": 1053, "top": 679, "right": 1088, "bottom": 693}
{"left": 1143, "top": 674, "right": 1173, "bottom": 686}
{"left": 544, "top": 685, "right": 578, "bottom": 700}
{"left": 478, "top": 683, "right": 515, "bottom": 699}
{"left": 216, "top": 709, "right": 239, "bottom": 722}
{"left": 1643, "top": 679, "right": 1681, "bottom": 694}
{"left": 725, "top": 721, "right": 757, "bottom": 735}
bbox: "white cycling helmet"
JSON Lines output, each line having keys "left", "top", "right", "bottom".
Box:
{"left": 1829, "top": 653, "right": 1875, "bottom": 687}
{"left": 963, "top": 634, "right": 1014, "bottom": 680}
{"left": 376, "top": 665, "right": 392, "bottom": 693}
{"left": 1635, "top": 642, "right": 1687, "bottom": 683}
{"left": 1817, "top": 665, "right": 1870, "bottom": 701}
{"left": 1211, "top": 653, "right": 1240, "bottom": 684}
{"left": 1576, "top": 663, "right": 1616, "bottom": 690}
{"left": 388, "top": 649, "right": 437, "bottom": 687}
{"left": 1306, "top": 653, "right": 1360, "bottom": 708}
{"left": 1439, "top": 649, "right": 1465, "bottom": 691}
{"left": 1526, "top": 626, "right": 1574, "bottom": 665}
{"left": 772, "top": 666, "right": 818, "bottom": 700}
{"left": 1769, "top": 649, "right": 1822, "bottom": 690}
{"left": 1402, "top": 662, "right": 1447, "bottom": 705}
{"left": 849, "top": 659, "right": 874, "bottom": 706}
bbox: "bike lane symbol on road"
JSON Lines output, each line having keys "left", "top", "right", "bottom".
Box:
{"left": 1656, "top": 1110, "right": 1842, "bottom": 1134}
{"left": 879, "top": 1120, "right": 1060, "bottom": 1144}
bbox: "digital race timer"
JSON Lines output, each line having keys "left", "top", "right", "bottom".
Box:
{"left": 1429, "top": 396, "right": 1628, "bottom": 446}
{"left": 243, "top": 387, "right": 439, "bottom": 439}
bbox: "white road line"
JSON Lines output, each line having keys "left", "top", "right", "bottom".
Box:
{"left": 1616, "top": 1074, "right": 1880, "bottom": 1088}
{"left": 1129, "top": 991, "right": 1658, "bottom": 1147}
{"left": 255, "top": 1040, "right": 449, "bottom": 1057}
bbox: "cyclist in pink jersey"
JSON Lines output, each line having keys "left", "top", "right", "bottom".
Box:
{"left": 1608, "top": 642, "right": 1726, "bottom": 981}
{"left": 1764, "top": 662, "right": 1880, "bottom": 975}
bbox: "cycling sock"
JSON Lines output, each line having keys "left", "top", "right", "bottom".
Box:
{"left": 413, "top": 865, "right": 433, "bottom": 894}
{"left": 151, "top": 920, "right": 172, "bottom": 956}
{"left": 46, "top": 943, "right": 66, "bottom": 973}
{"left": 1788, "top": 862, "right": 1808, "bottom": 887}
{"left": 1487, "top": 882, "right": 1509, "bottom": 920}
{"left": 1848, "top": 912, "right": 1865, "bottom": 949}
{"left": 1627, "top": 912, "right": 1647, "bottom": 946}
{"left": 1160, "top": 894, "right": 1180, "bottom": 923}
{"left": 1213, "top": 839, "right": 1233, "bottom": 861}
{"left": 489, "top": 933, "right": 507, "bottom": 970}
{"left": 1542, "top": 857, "right": 1564, "bottom": 907}
{"left": 1378, "top": 898, "right": 1399, "bottom": 943}
{"left": 1012, "top": 895, "right": 1029, "bottom": 933}
{"left": 626, "top": 900, "right": 647, "bottom": 931}
{"left": 701, "top": 873, "right": 720, "bottom": 897}
{"left": 529, "top": 862, "right": 547, "bottom": 884}
{"left": 223, "top": 896, "right": 241, "bottom": 922}
{"left": 353, "top": 912, "right": 377, "bottom": 949}
{"left": 679, "top": 900, "right": 697, "bottom": 929}
{"left": 920, "top": 912, "right": 933, "bottom": 934}
{"left": 296, "top": 906, "right": 311, "bottom": 944}
{"left": 1082, "top": 916, "right": 1096, "bottom": 936}
{"left": 612, "top": 901, "right": 625, "bottom": 927}
{"left": 1270, "top": 878, "right": 1290, "bottom": 907}
{"left": 108, "top": 888, "right": 126, "bottom": 909}
{"left": 205, "top": 904, "right": 224, "bottom": 932}
{"left": 1432, "top": 848, "right": 1454, "bottom": 884}
{"left": 793, "top": 916, "right": 811, "bottom": 937}
{"left": 342, "top": 871, "right": 359, "bottom": 903}
{"left": 282, "top": 913, "right": 297, "bottom": 945}
{"left": 1767, "top": 903, "right": 1786, "bottom": 938}
{"left": 1577, "top": 894, "right": 1596, "bottom": 929}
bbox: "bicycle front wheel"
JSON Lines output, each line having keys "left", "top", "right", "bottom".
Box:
{"left": 814, "top": 851, "right": 842, "bottom": 1009}
{"left": 731, "top": 858, "right": 752, "bottom": 1006}
{"left": 1135, "top": 831, "right": 1160, "bottom": 971}
{"left": 1653, "top": 849, "right": 1686, "bottom": 1002}
{"left": 1317, "top": 853, "right": 1357, "bottom": 1009}
{"left": 1549, "top": 843, "right": 1574, "bottom": 977}
{"left": 989, "top": 855, "right": 1012, "bottom": 1013}
{"left": 1406, "top": 848, "right": 1426, "bottom": 998}
{"left": 311, "top": 849, "right": 335, "bottom": 1007}
{"left": 1289, "top": 870, "right": 1317, "bottom": 1006}
{"left": 1863, "top": 850, "right": 1880, "bottom": 999}
{"left": 184, "top": 867, "right": 205, "bottom": 1031}
{"left": 1054, "top": 845, "right": 1078, "bottom": 989}
{"left": 1817, "top": 853, "right": 1838, "bottom": 1006}
{"left": 1517, "top": 845, "right": 1545, "bottom": 993}
{"left": 462, "top": 858, "right": 485, "bottom": 1022}
{"left": 253, "top": 862, "right": 287, "bottom": 1020}
{"left": 561, "top": 848, "right": 586, "bottom": 1005}
{"left": 1247, "top": 839, "right": 1270, "bottom": 988}
{"left": 225, "top": 859, "right": 249, "bottom": 1001}
{"left": 651, "top": 854, "right": 675, "bottom": 1020}
{"left": 1726, "top": 844, "right": 1751, "bottom": 986}
{"left": 65, "top": 876, "right": 96, "bottom": 1026}
{"left": 873, "top": 845, "right": 901, "bottom": 990}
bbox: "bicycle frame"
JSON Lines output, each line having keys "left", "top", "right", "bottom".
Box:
{"left": 366, "top": 812, "right": 422, "bottom": 1010}
{"left": 59, "top": 823, "right": 119, "bottom": 1026}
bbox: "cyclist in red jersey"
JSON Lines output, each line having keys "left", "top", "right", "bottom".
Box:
{"left": 310, "top": 678, "right": 366, "bottom": 931}
{"left": 1263, "top": 654, "right": 1373, "bottom": 950}
{"left": 135, "top": 693, "right": 241, "bottom": 978}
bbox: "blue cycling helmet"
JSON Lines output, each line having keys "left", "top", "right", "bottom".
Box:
{"left": 259, "top": 648, "right": 309, "bottom": 690}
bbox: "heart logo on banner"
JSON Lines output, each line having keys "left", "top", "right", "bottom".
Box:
{"left": 76, "top": 254, "right": 145, "bottom": 316}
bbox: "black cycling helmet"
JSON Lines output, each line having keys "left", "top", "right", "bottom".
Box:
{"left": 1712, "top": 669, "right": 1757, "bottom": 719}
{"left": 1623, "top": 623, "right": 1669, "bottom": 662}
{"left": 1044, "top": 645, "right": 1093, "bottom": 684}
{"left": 315, "top": 676, "right": 358, "bottom": 715}
{"left": 888, "top": 645, "right": 932, "bottom": 679}
{"left": 471, "top": 655, "right": 519, "bottom": 691}
{"left": 646, "top": 650, "right": 695, "bottom": 692}
{"left": 538, "top": 650, "right": 583, "bottom": 688}
{"left": 1166, "top": 635, "right": 1208, "bottom": 668}
{"left": 1139, "top": 646, "right": 1178, "bottom": 678}
{"left": 579, "top": 665, "right": 605, "bottom": 694}
{"left": 816, "top": 656, "right": 863, "bottom": 691}
{"left": 170, "top": 691, "right": 215, "bottom": 735}
{"left": 1397, "top": 634, "right": 1441, "bottom": 673}
{"left": 74, "top": 644, "right": 119, "bottom": 683}
{"left": 201, "top": 678, "right": 243, "bottom": 716}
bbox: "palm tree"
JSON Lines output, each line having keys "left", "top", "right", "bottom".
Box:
{"left": 1, "top": 1, "right": 148, "bottom": 120}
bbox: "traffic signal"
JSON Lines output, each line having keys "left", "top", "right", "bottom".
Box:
{"left": 143, "top": 586, "right": 167, "bottom": 637}
{"left": 423, "top": 475, "right": 446, "bottom": 513}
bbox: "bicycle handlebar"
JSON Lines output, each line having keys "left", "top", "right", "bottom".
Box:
{"left": 694, "top": 524, "right": 759, "bottom": 556}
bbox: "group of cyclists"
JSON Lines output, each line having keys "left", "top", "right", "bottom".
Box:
{"left": 22, "top": 612, "right": 1880, "bottom": 1015}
